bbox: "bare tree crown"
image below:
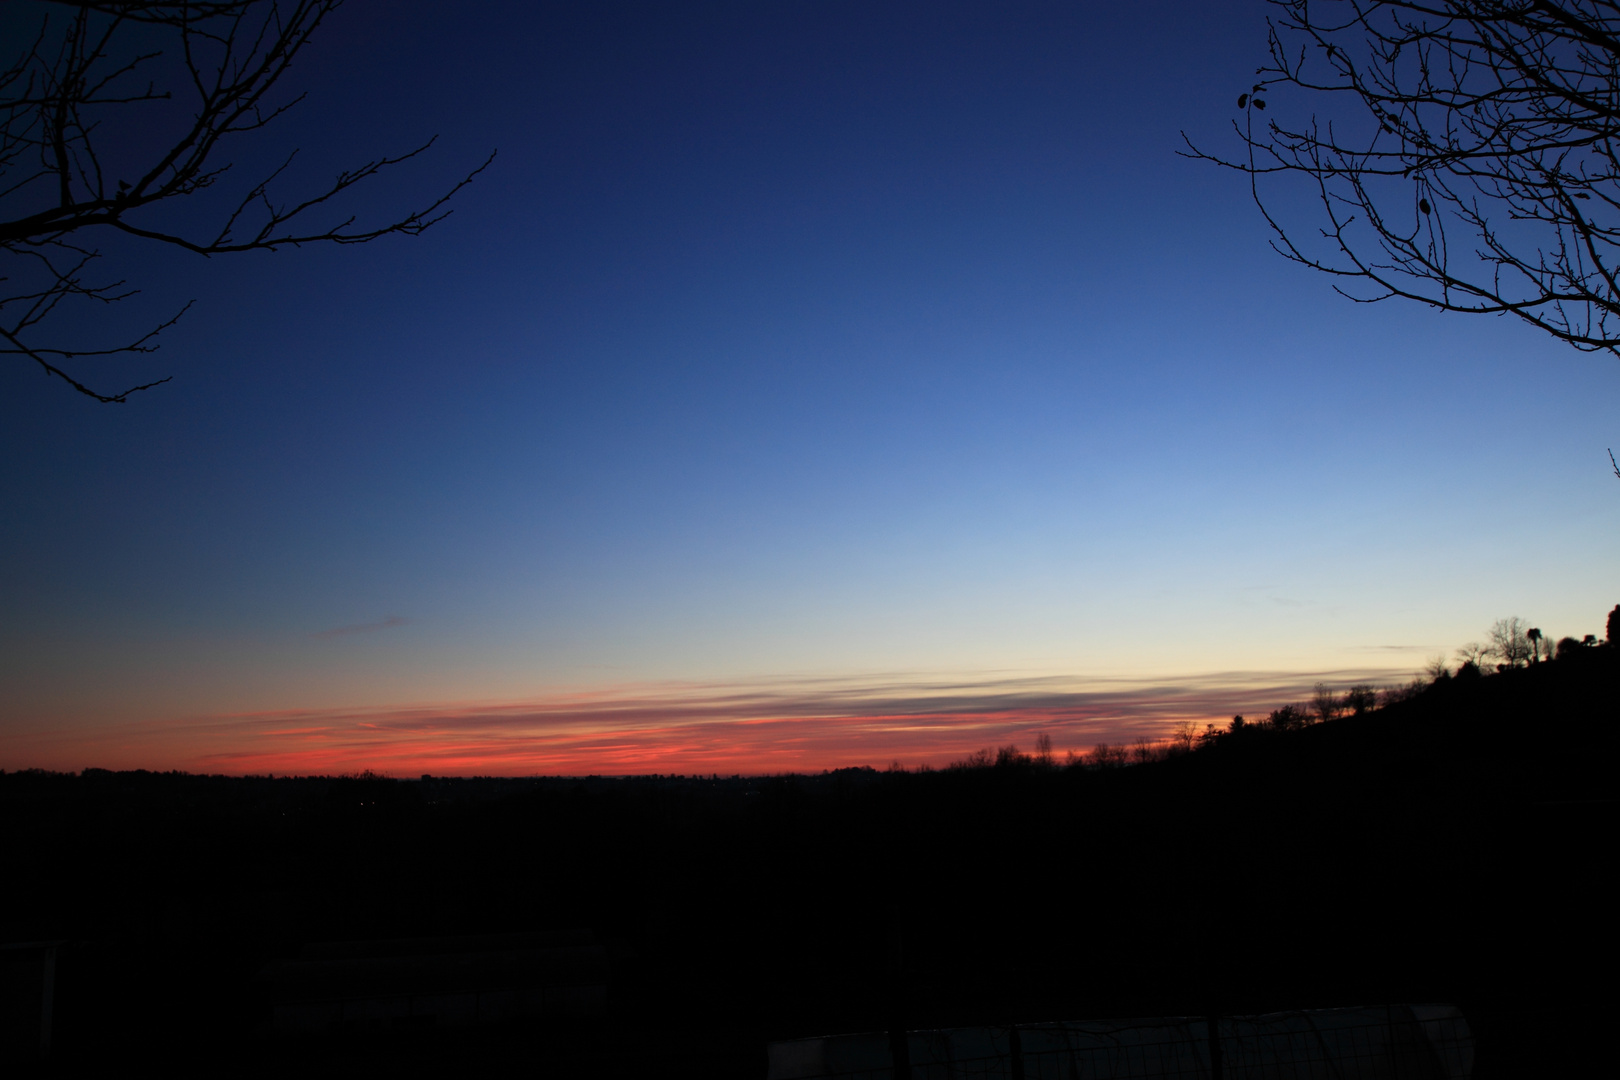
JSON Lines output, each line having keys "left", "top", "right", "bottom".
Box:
{"left": 1186, "top": 1, "right": 1620, "bottom": 353}
{"left": 1, "top": 0, "right": 493, "bottom": 402}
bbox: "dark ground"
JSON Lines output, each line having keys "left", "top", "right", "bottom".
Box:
{"left": 2, "top": 648, "right": 1614, "bottom": 1077}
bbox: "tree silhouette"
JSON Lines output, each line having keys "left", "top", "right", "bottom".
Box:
{"left": 1487, "top": 616, "right": 1534, "bottom": 669}
{"left": 1088, "top": 743, "right": 1127, "bottom": 768}
{"left": 1268, "top": 703, "right": 1307, "bottom": 730}
{"left": 1311, "top": 681, "right": 1343, "bottom": 725}
{"left": 1455, "top": 641, "right": 1491, "bottom": 670}
{"left": 1, "top": 1, "right": 493, "bottom": 402}
{"left": 1186, "top": 3, "right": 1620, "bottom": 476}
{"left": 1343, "top": 684, "right": 1378, "bottom": 715}
{"left": 1188, "top": 1, "right": 1620, "bottom": 352}
{"left": 994, "top": 744, "right": 1028, "bottom": 768}
{"left": 1170, "top": 720, "right": 1201, "bottom": 753}
{"left": 1555, "top": 635, "right": 1587, "bottom": 660}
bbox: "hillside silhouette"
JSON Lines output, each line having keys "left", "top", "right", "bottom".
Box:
{"left": 2, "top": 610, "right": 1614, "bottom": 1077}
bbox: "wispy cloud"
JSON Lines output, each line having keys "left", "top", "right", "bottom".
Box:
{"left": 310, "top": 615, "right": 409, "bottom": 640}
{"left": 120, "top": 665, "right": 1417, "bottom": 777}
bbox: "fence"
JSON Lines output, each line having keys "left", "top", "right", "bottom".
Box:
{"left": 767, "top": 1005, "right": 1472, "bottom": 1080}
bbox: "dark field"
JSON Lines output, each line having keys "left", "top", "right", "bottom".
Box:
{"left": 3, "top": 652, "right": 1614, "bottom": 1077}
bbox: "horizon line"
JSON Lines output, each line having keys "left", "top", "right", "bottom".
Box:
{"left": 1, "top": 663, "right": 1421, "bottom": 777}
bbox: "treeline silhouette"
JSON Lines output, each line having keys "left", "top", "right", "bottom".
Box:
{"left": 2, "top": 607, "right": 1615, "bottom": 1077}
{"left": 955, "top": 607, "right": 1620, "bottom": 772}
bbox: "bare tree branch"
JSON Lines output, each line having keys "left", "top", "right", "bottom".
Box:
{"left": 1185, "top": 1, "right": 1620, "bottom": 350}
{"left": 1, "top": 0, "right": 493, "bottom": 403}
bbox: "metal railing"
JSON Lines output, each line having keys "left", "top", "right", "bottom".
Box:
{"left": 767, "top": 1005, "right": 1473, "bottom": 1080}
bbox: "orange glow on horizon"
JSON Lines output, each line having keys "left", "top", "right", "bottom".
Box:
{"left": 2, "top": 666, "right": 1413, "bottom": 776}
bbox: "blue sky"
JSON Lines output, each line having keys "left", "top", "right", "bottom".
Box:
{"left": 2, "top": 1, "right": 1615, "bottom": 772}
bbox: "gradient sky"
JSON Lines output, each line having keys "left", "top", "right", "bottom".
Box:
{"left": 3, "top": 1, "right": 1616, "bottom": 775}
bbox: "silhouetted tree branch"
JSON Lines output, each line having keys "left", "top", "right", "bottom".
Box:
{"left": 1487, "top": 615, "right": 1534, "bottom": 668}
{"left": 1, "top": 0, "right": 493, "bottom": 402}
{"left": 1186, "top": 1, "right": 1620, "bottom": 351}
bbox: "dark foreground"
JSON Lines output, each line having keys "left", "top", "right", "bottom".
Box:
{"left": 2, "top": 652, "right": 1614, "bottom": 1077}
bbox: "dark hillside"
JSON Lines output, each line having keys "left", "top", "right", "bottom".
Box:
{"left": 2, "top": 648, "right": 1613, "bottom": 1077}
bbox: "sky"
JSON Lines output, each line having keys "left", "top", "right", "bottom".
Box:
{"left": 2, "top": 0, "right": 1616, "bottom": 775}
